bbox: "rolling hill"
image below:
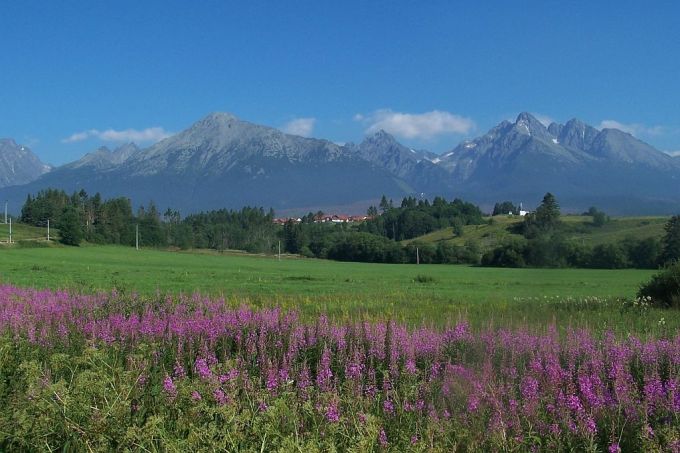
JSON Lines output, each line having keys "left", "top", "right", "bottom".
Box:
{"left": 405, "top": 215, "right": 669, "bottom": 252}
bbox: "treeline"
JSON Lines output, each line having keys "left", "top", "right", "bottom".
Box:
{"left": 482, "top": 193, "right": 680, "bottom": 269}
{"left": 359, "top": 195, "right": 484, "bottom": 240}
{"left": 180, "top": 208, "right": 277, "bottom": 252}
{"left": 20, "top": 189, "right": 486, "bottom": 264}
{"left": 20, "top": 189, "right": 277, "bottom": 251}
{"left": 22, "top": 189, "right": 137, "bottom": 246}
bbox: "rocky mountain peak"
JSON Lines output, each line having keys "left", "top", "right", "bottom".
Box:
{"left": 548, "top": 118, "right": 599, "bottom": 151}
{"left": 64, "top": 143, "right": 140, "bottom": 170}
{"left": 183, "top": 112, "right": 245, "bottom": 138}
{"left": 362, "top": 129, "right": 399, "bottom": 147}
{"left": 512, "top": 112, "right": 554, "bottom": 142}
{"left": 0, "top": 139, "right": 51, "bottom": 187}
{"left": 200, "top": 111, "right": 240, "bottom": 124}
{"left": 111, "top": 143, "right": 139, "bottom": 160}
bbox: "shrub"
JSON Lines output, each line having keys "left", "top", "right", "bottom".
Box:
{"left": 404, "top": 241, "right": 436, "bottom": 264}
{"left": 637, "top": 260, "right": 680, "bottom": 308}
{"left": 482, "top": 239, "right": 526, "bottom": 267}
{"left": 413, "top": 274, "right": 436, "bottom": 283}
{"left": 327, "top": 232, "right": 404, "bottom": 263}
{"left": 589, "top": 243, "right": 630, "bottom": 269}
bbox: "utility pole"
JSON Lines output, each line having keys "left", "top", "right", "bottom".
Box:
{"left": 47, "top": 219, "right": 50, "bottom": 241}
{"left": 135, "top": 224, "right": 139, "bottom": 250}
{"left": 278, "top": 240, "right": 281, "bottom": 261}
{"left": 416, "top": 247, "right": 420, "bottom": 265}
{"left": 8, "top": 217, "right": 12, "bottom": 244}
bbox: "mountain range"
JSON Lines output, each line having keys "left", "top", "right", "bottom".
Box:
{"left": 1, "top": 112, "right": 679, "bottom": 215}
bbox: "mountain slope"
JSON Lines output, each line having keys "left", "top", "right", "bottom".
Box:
{"left": 345, "top": 130, "right": 453, "bottom": 196}
{"left": 0, "top": 139, "right": 51, "bottom": 188}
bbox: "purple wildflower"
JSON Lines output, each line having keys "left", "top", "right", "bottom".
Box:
{"left": 383, "top": 399, "right": 395, "bottom": 415}
{"left": 213, "top": 388, "right": 227, "bottom": 405}
{"left": 325, "top": 401, "right": 340, "bottom": 423}
{"left": 163, "top": 375, "right": 177, "bottom": 399}
{"left": 379, "top": 428, "right": 388, "bottom": 448}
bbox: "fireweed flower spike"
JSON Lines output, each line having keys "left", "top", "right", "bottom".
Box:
{"left": 0, "top": 285, "right": 678, "bottom": 451}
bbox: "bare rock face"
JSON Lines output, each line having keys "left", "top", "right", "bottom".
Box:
{"left": 0, "top": 139, "right": 51, "bottom": 188}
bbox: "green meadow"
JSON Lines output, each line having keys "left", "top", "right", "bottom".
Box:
{"left": 0, "top": 222, "right": 51, "bottom": 242}
{"left": 1, "top": 243, "right": 673, "bottom": 335}
{"left": 407, "top": 214, "right": 668, "bottom": 252}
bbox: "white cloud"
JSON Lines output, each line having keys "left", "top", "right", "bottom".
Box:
{"left": 666, "top": 150, "right": 680, "bottom": 157}
{"left": 598, "top": 120, "right": 664, "bottom": 137}
{"left": 62, "top": 127, "right": 172, "bottom": 144}
{"left": 356, "top": 109, "right": 475, "bottom": 139}
{"left": 281, "top": 117, "right": 316, "bottom": 137}
{"left": 62, "top": 130, "right": 96, "bottom": 143}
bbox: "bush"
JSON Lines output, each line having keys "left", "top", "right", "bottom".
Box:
{"left": 299, "top": 245, "right": 315, "bottom": 258}
{"left": 434, "top": 240, "right": 481, "bottom": 265}
{"left": 623, "top": 237, "right": 660, "bottom": 269}
{"left": 481, "top": 239, "right": 527, "bottom": 267}
{"left": 413, "top": 274, "right": 436, "bottom": 283}
{"left": 327, "top": 232, "right": 404, "bottom": 263}
{"left": 404, "top": 241, "right": 436, "bottom": 264}
{"left": 589, "top": 243, "right": 630, "bottom": 269}
{"left": 637, "top": 261, "right": 680, "bottom": 308}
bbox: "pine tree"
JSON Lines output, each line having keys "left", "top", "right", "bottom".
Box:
{"left": 379, "top": 195, "right": 390, "bottom": 213}
{"left": 533, "top": 193, "right": 560, "bottom": 229}
{"left": 58, "top": 205, "right": 84, "bottom": 246}
{"left": 660, "top": 215, "right": 680, "bottom": 264}
{"left": 20, "top": 194, "right": 34, "bottom": 224}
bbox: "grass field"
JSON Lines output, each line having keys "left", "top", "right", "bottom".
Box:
{"left": 408, "top": 215, "right": 668, "bottom": 251}
{"left": 0, "top": 222, "right": 51, "bottom": 243}
{"left": 0, "top": 244, "right": 654, "bottom": 299}
{"left": 1, "top": 244, "right": 673, "bottom": 334}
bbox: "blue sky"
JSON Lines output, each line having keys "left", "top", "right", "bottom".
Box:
{"left": 2, "top": 1, "right": 679, "bottom": 164}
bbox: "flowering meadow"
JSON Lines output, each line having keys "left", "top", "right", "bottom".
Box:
{"left": 0, "top": 285, "right": 679, "bottom": 451}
